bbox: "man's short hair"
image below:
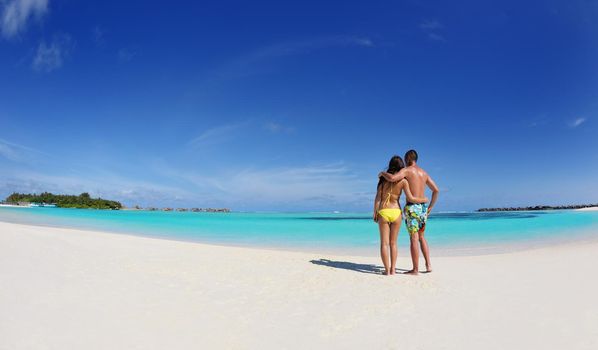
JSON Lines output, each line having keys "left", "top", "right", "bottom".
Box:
{"left": 404, "top": 149, "right": 418, "bottom": 165}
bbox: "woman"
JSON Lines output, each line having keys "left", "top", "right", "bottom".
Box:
{"left": 374, "top": 155, "right": 428, "bottom": 276}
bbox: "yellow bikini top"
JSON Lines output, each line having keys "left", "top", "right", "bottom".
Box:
{"left": 383, "top": 182, "right": 395, "bottom": 207}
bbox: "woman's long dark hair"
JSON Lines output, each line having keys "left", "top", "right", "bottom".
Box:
{"left": 377, "top": 155, "right": 405, "bottom": 190}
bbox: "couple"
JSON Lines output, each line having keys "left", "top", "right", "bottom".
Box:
{"left": 374, "top": 150, "right": 439, "bottom": 276}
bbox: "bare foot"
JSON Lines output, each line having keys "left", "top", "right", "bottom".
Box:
{"left": 384, "top": 270, "right": 391, "bottom": 276}
{"left": 390, "top": 268, "right": 396, "bottom": 275}
{"left": 404, "top": 270, "right": 419, "bottom": 275}
{"left": 425, "top": 266, "right": 433, "bottom": 273}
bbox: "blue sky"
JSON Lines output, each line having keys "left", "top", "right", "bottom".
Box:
{"left": 1, "top": 0, "right": 597, "bottom": 211}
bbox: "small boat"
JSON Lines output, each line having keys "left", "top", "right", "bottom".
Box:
{"left": 29, "top": 203, "right": 57, "bottom": 208}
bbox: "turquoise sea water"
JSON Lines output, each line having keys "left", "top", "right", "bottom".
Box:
{"left": 1, "top": 207, "right": 597, "bottom": 255}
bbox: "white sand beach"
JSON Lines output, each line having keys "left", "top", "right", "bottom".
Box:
{"left": 577, "top": 206, "right": 598, "bottom": 211}
{"left": 1, "top": 221, "right": 597, "bottom": 350}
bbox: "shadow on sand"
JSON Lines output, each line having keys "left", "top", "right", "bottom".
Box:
{"left": 310, "top": 259, "right": 410, "bottom": 275}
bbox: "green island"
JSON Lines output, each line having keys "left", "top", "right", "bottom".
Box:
{"left": 5, "top": 192, "right": 122, "bottom": 210}
{"left": 477, "top": 204, "right": 598, "bottom": 212}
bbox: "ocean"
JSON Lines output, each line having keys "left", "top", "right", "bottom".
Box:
{"left": 1, "top": 207, "right": 597, "bottom": 256}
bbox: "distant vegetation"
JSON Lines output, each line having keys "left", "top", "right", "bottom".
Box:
{"left": 5, "top": 192, "right": 122, "bottom": 210}
{"left": 478, "top": 204, "right": 598, "bottom": 212}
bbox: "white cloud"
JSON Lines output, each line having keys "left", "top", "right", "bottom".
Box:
{"left": 215, "top": 36, "right": 375, "bottom": 80}
{"left": 420, "top": 20, "right": 443, "bottom": 30}
{"left": 245, "top": 36, "right": 375, "bottom": 61}
{"left": 0, "top": 142, "right": 195, "bottom": 207}
{"left": 0, "top": 141, "right": 20, "bottom": 161}
{"left": 569, "top": 117, "right": 586, "bottom": 128}
{"left": 1, "top": 141, "right": 374, "bottom": 210}
{"left": 166, "top": 162, "right": 371, "bottom": 207}
{"left": 529, "top": 117, "right": 548, "bottom": 128}
{"left": 117, "top": 48, "right": 136, "bottom": 62}
{"left": 1, "top": 154, "right": 372, "bottom": 209}
{"left": 32, "top": 34, "right": 72, "bottom": 72}
{"left": 226, "top": 164, "right": 363, "bottom": 202}
{"left": 419, "top": 19, "right": 446, "bottom": 42}
{"left": 427, "top": 33, "right": 446, "bottom": 42}
{"left": 188, "top": 121, "right": 249, "bottom": 149}
{"left": 93, "top": 25, "right": 105, "bottom": 47}
{"left": 0, "top": 167, "right": 192, "bottom": 207}
{"left": 1, "top": 0, "right": 48, "bottom": 39}
{"left": 264, "top": 122, "right": 294, "bottom": 133}
{"left": 349, "top": 37, "right": 374, "bottom": 47}
{"left": 0, "top": 138, "right": 43, "bottom": 162}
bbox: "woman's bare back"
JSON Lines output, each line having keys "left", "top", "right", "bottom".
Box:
{"left": 378, "top": 180, "right": 404, "bottom": 210}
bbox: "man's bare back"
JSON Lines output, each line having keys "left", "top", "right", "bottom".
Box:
{"left": 401, "top": 166, "right": 428, "bottom": 201}
{"left": 379, "top": 164, "right": 439, "bottom": 212}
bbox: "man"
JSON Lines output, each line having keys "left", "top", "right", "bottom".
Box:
{"left": 379, "top": 149, "right": 439, "bottom": 275}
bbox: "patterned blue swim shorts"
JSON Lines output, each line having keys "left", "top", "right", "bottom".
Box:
{"left": 404, "top": 203, "right": 428, "bottom": 235}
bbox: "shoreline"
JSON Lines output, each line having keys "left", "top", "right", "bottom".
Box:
{"left": 0, "top": 216, "right": 597, "bottom": 258}
{"left": 478, "top": 204, "right": 598, "bottom": 212}
{"left": 1, "top": 221, "right": 597, "bottom": 349}
{"left": 0, "top": 204, "right": 31, "bottom": 208}
{"left": 576, "top": 206, "right": 598, "bottom": 212}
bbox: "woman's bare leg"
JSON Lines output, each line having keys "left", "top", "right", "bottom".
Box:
{"left": 378, "top": 221, "right": 391, "bottom": 275}
{"left": 389, "top": 220, "right": 401, "bottom": 275}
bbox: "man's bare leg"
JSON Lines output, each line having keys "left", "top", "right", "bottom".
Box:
{"left": 378, "top": 221, "right": 391, "bottom": 275}
{"left": 389, "top": 221, "right": 401, "bottom": 275}
{"left": 419, "top": 226, "right": 432, "bottom": 272}
{"left": 405, "top": 231, "right": 420, "bottom": 275}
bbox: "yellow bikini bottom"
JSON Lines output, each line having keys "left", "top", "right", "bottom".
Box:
{"left": 378, "top": 208, "right": 402, "bottom": 223}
